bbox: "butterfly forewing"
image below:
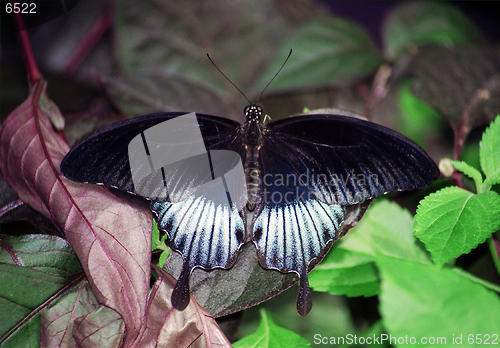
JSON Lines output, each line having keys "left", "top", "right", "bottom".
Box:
{"left": 60, "top": 112, "right": 243, "bottom": 193}
{"left": 263, "top": 114, "right": 439, "bottom": 205}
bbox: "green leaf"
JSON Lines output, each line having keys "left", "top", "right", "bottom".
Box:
{"left": 397, "top": 79, "right": 444, "bottom": 147}
{"left": 0, "top": 235, "right": 82, "bottom": 276}
{"left": 102, "top": 72, "right": 238, "bottom": 118}
{"left": 451, "top": 160, "right": 483, "bottom": 191}
{"left": 151, "top": 220, "right": 170, "bottom": 267}
{"left": 414, "top": 186, "right": 500, "bottom": 266}
{"left": 0, "top": 264, "right": 71, "bottom": 344}
{"left": 310, "top": 200, "right": 429, "bottom": 297}
{"left": 339, "top": 200, "right": 429, "bottom": 263}
{"left": 238, "top": 291, "right": 356, "bottom": 346}
{"left": 157, "top": 248, "right": 170, "bottom": 268}
{"left": 0, "top": 235, "right": 83, "bottom": 346}
{"left": 382, "top": 2, "right": 484, "bottom": 60}
{"left": 151, "top": 220, "right": 161, "bottom": 251}
{"left": 378, "top": 256, "right": 500, "bottom": 347}
{"left": 233, "top": 309, "right": 310, "bottom": 348}
{"left": 111, "top": 0, "right": 328, "bottom": 115}
{"left": 480, "top": 115, "right": 500, "bottom": 181}
{"left": 0, "top": 313, "right": 40, "bottom": 348}
{"left": 309, "top": 248, "right": 379, "bottom": 297}
{"left": 259, "top": 18, "right": 384, "bottom": 91}
{"left": 485, "top": 172, "right": 500, "bottom": 189}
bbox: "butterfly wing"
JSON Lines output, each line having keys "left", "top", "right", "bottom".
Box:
{"left": 61, "top": 112, "right": 247, "bottom": 310}
{"left": 263, "top": 114, "right": 439, "bottom": 205}
{"left": 254, "top": 114, "right": 439, "bottom": 315}
{"left": 61, "top": 112, "right": 244, "bottom": 193}
{"left": 152, "top": 196, "right": 245, "bottom": 310}
{"left": 252, "top": 192, "right": 345, "bottom": 316}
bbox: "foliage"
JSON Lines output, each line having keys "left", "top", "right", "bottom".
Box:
{"left": 233, "top": 309, "right": 310, "bottom": 348}
{"left": 1, "top": 1, "right": 500, "bottom": 347}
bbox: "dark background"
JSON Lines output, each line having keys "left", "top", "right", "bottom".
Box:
{"left": 2, "top": 1, "right": 499, "bottom": 120}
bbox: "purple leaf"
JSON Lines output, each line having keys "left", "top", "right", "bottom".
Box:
{"left": 0, "top": 80, "right": 152, "bottom": 346}
{"left": 130, "top": 266, "right": 231, "bottom": 348}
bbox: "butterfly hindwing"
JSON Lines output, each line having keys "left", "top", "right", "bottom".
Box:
{"left": 152, "top": 197, "right": 245, "bottom": 310}
{"left": 252, "top": 150, "right": 347, "bottom": 316}
{"left": 252, "top": 193, "right": 345, "bottom": 315}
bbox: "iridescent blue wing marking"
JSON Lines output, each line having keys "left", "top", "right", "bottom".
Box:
{"left": 61, "top": 112, "right": 247, "bottom": 310}
{"left": 254, "top": 114, "right": 439, "bottom": 315}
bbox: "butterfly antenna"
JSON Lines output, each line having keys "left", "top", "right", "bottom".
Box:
{"left": 255, "top": 49, "right": 292, "bottom": 103}
{"left": 207, "top": 54, "right": 252, "bottom": 105}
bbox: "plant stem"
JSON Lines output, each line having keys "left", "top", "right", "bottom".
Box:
{"left": 451, "top": 170, "right": 466, "bottom": 189}
{"left": 362, "top": 64, "right": 391, "bottom": 119}
{"left": 11, "top": 0, "right": 40, "bottom": 86}
{"left": 488, "top": 233, "right": 500, "bottom": 279}
{"left": 10, "top": 1, "right": 69, "bottom": 142}
{"left": 63, "top": 7, "right": 113, "bottom": 76}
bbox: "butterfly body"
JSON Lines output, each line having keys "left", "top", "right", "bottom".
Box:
{"left": 243, "top": 147, "right": 261, "bottom": 212}
{"left": 61, "top": 107, "right": 439, "bottom": 316}
{"left": 241, "top": 105, "right": 266, "bottom": 213}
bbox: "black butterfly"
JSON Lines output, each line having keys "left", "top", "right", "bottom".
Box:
{"left": 61, "top": 105, "right": 439, "bottom": 316}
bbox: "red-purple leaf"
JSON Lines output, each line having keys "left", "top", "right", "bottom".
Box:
{"left": 73, "top": 303, "right": 124, "bottom": 348}
{"left": 0, "top": 80, "right": 152, "bottom": 346}
{"left": 409, "top": 46, "right": 500, "bottom": 133}
{"left": 130, "top": 266, "right": 231, "bottom": 348}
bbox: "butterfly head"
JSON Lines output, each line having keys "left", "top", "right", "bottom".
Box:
{"left": 244, "top": 105, "right": 263, "bottom": 123}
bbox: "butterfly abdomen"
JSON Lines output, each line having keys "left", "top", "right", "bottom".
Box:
{"left": 244, "top": 146, "right": 261, "bottom": 211}
{"left": 242, "top": 120, "right": 265, "bottom": 211}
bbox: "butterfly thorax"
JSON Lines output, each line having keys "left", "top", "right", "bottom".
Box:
{"left": 242, "top": 105, "right": 265, "bottom": 211}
